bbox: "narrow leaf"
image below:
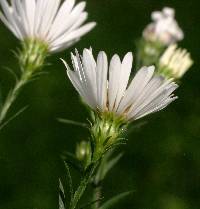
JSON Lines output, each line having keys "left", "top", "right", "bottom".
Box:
{"left": 59, "top": 179, "right": 66, "bottom": 207}
{"left": 124, "top": 121, "right": 147, "bottom": 136}
{"left": 64, "top": 162, "right": 74, "bottom": 201}
{"left": 79, "top": 197, "right": 104, "bottom": 209}
{"left": 0, "top": 106, "right": 28, "bottom": 131}
{"left": 61, "top": 151, "right": 83, "bottom": 172}
{"left": 102, "top": 153, "right": 123, "bottom": 179}
{"left": 99, "top": 191, "right": 133, "bottom": 209}
{"left": 58, "top": 118, "right": 88, "bottom": 128}
{"left": 95, "top": 151, "right": 123, "bottom": 183}
{"left": 59, "top": 179, "right": 65, "bottom": 196}
{"left": 59, "top": 195, "right": 65, "bottom": 209}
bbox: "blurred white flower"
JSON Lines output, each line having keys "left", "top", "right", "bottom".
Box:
{"left": 62, "top": 49, "right": 178, "bottom": 121}
{"left": 143, "top": 7, "right": 184, "bottom": 45}
{"left": 0, "top": 0, "right": 96, "bottom": 53}
{"left": 159, "top": 44, "right": 193, "bottom": 79}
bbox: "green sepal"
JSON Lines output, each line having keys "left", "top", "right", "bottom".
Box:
{"left": 90, "top": 111, "right": 127, "bottom": 162}
{"left": 19, "top": 38, "right": 49, "bottom": 73}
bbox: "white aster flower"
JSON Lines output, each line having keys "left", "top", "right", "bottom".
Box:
{"left": 159, "top": 44, "right": 193, "bottom": 79}
{"left": 0, "top": 0, "right": 96, "bottom": 53}
{"left": 62, "top": 49, "right": 178, "bottom": 121}
{"left": 143, "top": 7, "right": 184, "bottom": 46}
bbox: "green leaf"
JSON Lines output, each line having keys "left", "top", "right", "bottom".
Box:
{"left": 95, "top": 151, "right": 123, "bottom": 183}
{"left": 64, "top": 162, "right": 74, "bottom": 201}
{"left": 58, "top": 118, "right": 88, "bottom": 128}
{"left": 0, "top": 106, "right": 28, "bottom": 131}
{"left": 123, "top": 121, "right": 147, "bottom": 137}
{"left": 61, "top": 151, "right": 83, "bottom": 172}
{"left": 79, "top": 197, "right": 104, "bottom": 209}
{"left": 59, "top": 180, "right": 66, "bottom": 209}
{"left": 59, "top": 179, "right": 65, "bottom": 197}
{"left": 99, "top": 191, "right": 133, "bottom": 209}
{"left": 59, "top": 194, "right": 66, "bottom": 209}
{"left": 102, "top": 153, "right": 123, "bottom": 179}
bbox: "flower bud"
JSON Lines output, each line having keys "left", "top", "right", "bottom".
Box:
{"left": 158, "top": 44, "right": 193, "bottom": 79}
{"left": 143, "top": 7, "right": 183, "bottom": 46}
{"left": 76, "top": 141, "right": 92, "bottom": 168}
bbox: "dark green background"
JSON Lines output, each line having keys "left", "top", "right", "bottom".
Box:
{"left": 0, "top": 0, "right": 199, "bottom": 209}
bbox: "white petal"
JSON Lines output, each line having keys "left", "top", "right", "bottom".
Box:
{"left": 82, "top": 48, "right": 97, "bottom": 105}
{"left": 39, "top": 0, "right": 61, "bottom": 38}
{"left": 67, "top": 12, "right": 88, "bottom": 32}
{"left": 127, "top": 75, "right": 165, "bottom": 116}
{"left": 96, "top": 51, "right": 108, "bottom": 111}
{"left": 117, "top": 66, "right": 155, "bottom": 114}
{"left": 114, "top": 52, "right": 133, "bottom": 111}
{"left": 49, "top": 1, "right": 86, "bottom": 43}
{"left": 50, "top": 39, "right": 79, "bottom": 53}
{"left": 65, "top": 58, "right": 96, "bottom": 109}
{"left": 0, "top": 0, "right": 23, "bottom": 38}
{"left": 23, "top": 0, "right": 36, "bottom": 36}
{"left": 132, "top": 83, "right": 178, "bottom": 119}
{"left": 51, "top": 22, "right": 96, "bottom": 47}
{"left": 48, "top": 0, "right": 75, "bottom": 39}
{"left": 129, "top": 78, "right": 178, "bottom": 119}
{"left": 134, "top": 96, "right": 177, "bottom": 120}
{"left": 108, "top": 54, "right": 121, "bottom": 111}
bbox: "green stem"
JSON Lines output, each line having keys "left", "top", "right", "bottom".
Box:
{"left": 91, "top": 185, "right": 102, "bottom": 209}
{"left": 69, "top": 164, "right": 97, "bottom": 209}
{"left": 0, "top": 70, "right": 32, "bottom": 124}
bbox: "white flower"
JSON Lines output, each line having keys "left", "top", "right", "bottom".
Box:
{"left": 0, "top": 0, "right": 96, "bottom": 53}
{"left": 143, "top": 7, "right": 184, "bottom": 45}
{"left": 62, "top": 49, "right": 178, "bottom": 121}
{"left": 159, "top": 44, "right": 193, "bottom": 79}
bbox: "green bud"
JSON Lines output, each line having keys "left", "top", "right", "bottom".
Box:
{"left": 76, "top": 141, "right": 92, "bottom": 169}
{"left": 136, "top": 38, "right": 165, "bottom": 68}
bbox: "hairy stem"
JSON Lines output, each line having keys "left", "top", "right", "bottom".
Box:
{"left": 69, "top": 164, "right": 97, "bottom": 209}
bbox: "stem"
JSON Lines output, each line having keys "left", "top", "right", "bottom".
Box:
{"left": 91, "top": 185, "right": 102, "bottom": 209}
{"left": 69, "top": 164, "right": 97, "bottom": 209}
{"left": 0, "top": 71, "right": 31, "bottom": 124}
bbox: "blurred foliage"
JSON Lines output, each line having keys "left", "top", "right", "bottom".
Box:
{"left": 0, "top": 0, "right": 200, "bottom": 209}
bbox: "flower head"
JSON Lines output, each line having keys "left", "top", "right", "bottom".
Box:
{"left": 143, "top": 7, "right": 183, "bottom": 46}
{"left": 63, "top": 49, "right": 178, "bottom": 122}
{"left": 0, "top": 0, "right": 96, "bottom": 53}
{"left": 159, "top": 44, "right": 193, "bottom": 79}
